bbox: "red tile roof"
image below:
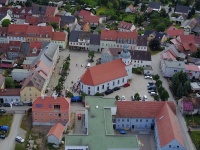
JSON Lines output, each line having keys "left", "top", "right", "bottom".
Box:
{"left": 32, "top": 96, "right": 70, "bottom": 112}
{"left": 118, "top": 21, "right": 133, "bottom": 30}
{"left": 185, "top": 64, "right": 200, "bottom": 72}
{"left": 179, "top": 35, "right": 195, "bottom": 44}
{"left": 79, "top": 10, "right": 91, "bottom": 17}
{"left": 116, "top": 101, "right": 184, "bottom": 148}
{"left": 52, "top": 32, "right": 66, "bottom": 41}
{"left": 80, "top": 59, "right": 127, "bottom": 86}
{"left": 0, "top": 88, "right": 20, "bottom": 96}
{"left": 30, "top": 41, "right": 43, "bottom": 50}
{"left": 9, "top": 41, "right": 21, "bottom": 47}
{"left": 7, "top": 24, "right": 28, "bottom": 37}
{"left": 0, "top": 27, "right": 8, "bottom": 35}
{"left": 165, "top": 28, "right": 184, "bottom": 37}
{"left": 25, "top": 16, "right": 39, "bottom": 25}
{"left": 45, "top": 6, "right": 56, "bottom": 16}
{"left": 101, "top": 29, "right": 138, "bottom": 41}
{"left": 83, "top": 15, "right": 100, "bottom": 24}
{"left": 47, "top": 123, "right": 65, "bottom": 139}
{"left": 26, "top": 26, "right": 53, "bottom": 39}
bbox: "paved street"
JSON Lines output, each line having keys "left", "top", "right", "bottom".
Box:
{"left": 151, "top": 52, "right": 196, "bottom": 150}
{"left": 0, "top": 114, "right": 26, "bottom": 150}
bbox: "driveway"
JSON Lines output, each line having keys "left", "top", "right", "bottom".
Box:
{"left": 0, "top": 114, "right": 26, "bottom": 150}
{"left": 152, "top": 52, "right": 196, "bottom": 150}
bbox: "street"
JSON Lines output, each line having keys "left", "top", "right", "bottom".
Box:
{"left": 0, "top": 114, "right": 26, "bottom": 150}
{"left": 151, "top": 52, "right": 196, "bottom": 150}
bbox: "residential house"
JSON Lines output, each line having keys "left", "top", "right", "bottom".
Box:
{"left": 47, "top": 123, "right": 65, "bottom": 145}
{"left": 7, "top": 24, "right": 28, "bottom": 42}
{"left": 78, "top": 10, "right": 91, "bottom": 19}
{"left": 174, "top": 5, "right": 190, "bottom": 16}
{"left": 32, "top": 96, "right": 70, "bottom": 126}
{"left": 52, "top": 32, "right": 68, "bottom": 49}
{"left": 0, "top": 59, "right": 15, "bottom": 69}
{"left": 161, "top": 45, "right": 186, "bottom": 61}
{"left": 147, "top": 2, "right": 161, "bottom": 12}
{"left": 0, "top": 27, "right": 8, "bottom": 43}
{"left": 60, "top": 16, "right": 77, "bottom": 31}
{"left": 80, "top": 47, "right": 132, "bottom": 95}
{"left": 12, "top": 69, "right": 30, "bottom": 82}
{"left": 135, "top": 35, "right": 148, "bottom": 51}
{"left": 0, "top": 0, "right": 9, "bottom": 6}
{"left": 38, "top": 16, "right": 61, "bottom": 27}
{"left": 180, "top": 18, "right": 197, "bottom": 33}
{"left": 192, "top": 15, "right": 200, "bottom": 36}
{"left": 65, "top": 96, "right": 140, "bottom": 150}
{"left": 171, "top": 35, "right": 197, "bottom": 54}
{"left": 6, "top": 41, "right": 21, "bottom": 60}
{"left": 32, "top": 4, "right": 58, "bottom": 17}
{"left": 171, "top": 14, "right": 187, "bottom": 25}
{"left": 0, "top": 89, "right": 21, "bottom": 103}
{"left": 0, "top": 74, "right": 5, "bottom": 89}
{"left": 131, "top": 50, "right": 151, "bottom": 68}
{"left": 26, "top": 26, "right": 53, "bottom": 42}
{"left": 45, "top": 6, "right": 58, "bottom": 16}
{"left": 160, "top": 60, "right": 185, "bottom": 77}
{"left": 185, "top": 64, "right": 200, "bottom": 79}
{"left": 100, "top": 29, "right": 138, "bottom": 51}
{"left": 118, "top": 21, "right": 135, "bottom": 32}
{"left": 89, "top": 34, "right": 100, "bottom": 52}
{"left": 25, "top": 16, "right": 39, "bottom": 25}
{"left": 11, "top": 7, "right": 32, "bottom": 19}
{"left": 144, "top": 30, "right": 167, "bottom": 45}
{"left": 82, "top": 15, "right": 100, "bottom": 27}
{"left": 165, "top": 26, "right": 184, "bottom": 38}
{"left": 178, "top": 97, "right": 200, "bottom": 115}
{"left": 116, "top": 101, "right": 185, "bottom": 150}
{"left": 125, "top": 4, "right": 136, "bottom": 13}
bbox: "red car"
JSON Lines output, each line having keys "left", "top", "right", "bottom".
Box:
{"left": 124, "top": 83, "right": 130, "bottom": 87}
{"left": 78, "top": 114, "right": 82, "bottom": 120}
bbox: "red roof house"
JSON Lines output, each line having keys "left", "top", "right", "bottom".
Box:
{"left": 78, "top": 9, "right": 91, "bottom": 18}
{"left": 165, "top": 26, "right": 184, "bottom": 37}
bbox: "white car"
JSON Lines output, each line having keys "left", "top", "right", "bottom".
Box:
{"left": 121, "top": 95, "right": 126, "bottom": 101}
{"left": 143, "top": 95, "right": 148, "bottom": 101}
{"left": 15, "top": 136, "right": 25, "bottom": 143}
{"left": 144, "top": 76, "right": 152, "bottom": 79}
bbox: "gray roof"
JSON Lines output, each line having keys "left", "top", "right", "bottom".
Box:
{"left": 60, "top": 16, "right": 76, "bottom": 27}
{"left": 44, "top": 43, "right": 58, "bottom": 61}
{"left": 131, "top": 50, "right": 151, "bottom": 61}
{"left": 165, "top": 45, "right": 186, "bottom": 59}
{"left": 32, "top": 4, "right": 47, "bottom": 15}
{"left": 74, "top": 24, "right": 81, "bottom": 31}
{"left": 164, "top": 60, "right": 185, "bottom": 69}
{"left": 12, "top": 69, "right": 29, "bottom": 73}
{"left": 137, "top": 36, "right": 147, "bottom": 46}
{"left": 90, "top": 34, "right": 100, "bottom": 45}
{"left": 79, "top": 31, "right": 91, "bottom": 40}
{"left": 69, "top": 30, "right": 80, "bottom": 42}
{"left": 0, "top": 12, "right": 6, "bottom": 20}
{"left": 175, "top": 5, "right": 190, "bottom": 14}
{"left": 148, "top": 2, "right": 161, "bottom": 9}
{"left": 20, "top": 42, "right": 30, "bottom": 55}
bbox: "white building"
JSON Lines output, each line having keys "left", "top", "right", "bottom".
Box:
{"left": 160, "top": 60, "right": 185, "bottom": 77}
{"left": 0, "top": 89, "right": 21, "bottom": 103}
{"left": 118, "top": 21, "right": 135, "bottom": 32}
{"left": 80, "top": 46, "right": 132, "bottom": 95}
{"left": 131, "top": 50, "right": 151, "bottom": 68}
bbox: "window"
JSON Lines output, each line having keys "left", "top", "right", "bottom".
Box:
{"left": 122, "top": 119, "right": 124, "bottom": 122}
{"left": 174, "top": 70, "right": 177, "bottom": 72}
{"left": 122, "top": 78, "right": 124, "bottom": 82}
{"left": 146, "top": 119, "right": 148, "bottom": 122}
{"left": 122, "top": 124, "right": 124, "bottom": 127}
{"left": 29, "top": 87, "right": 31, "bottom": 91}
{"left": 127, "top": 119, "right": 129, "bottom": 122}
{"left": 118, "top": 80, "right": 119, "bottom": 84}
{"left": 118, "top": 119, "right": 120, "bottom": 122}
{"left": 34, "top": 113, "right": 37, "bottom": 116}
{"left": 113, "top": 81, "right": 115, "bottom": 86}
{"left": 140, "top": 119, "right": 142, "bottom": 122}
{"left": 97, "top": 86, "right": 99, "bottom": 91}
{"left": 49, "top": 113, "right": 52, "bottom": 116}
{"left": 41, "top": 113, "right": 43, "bottom": 116}
{"left": 169, "top": 145, "right": 171, "bottom": 148}
{"left": 152, "top": 119, "right": 154, "bottom": 122}
{"left": 63, "top": 113, "right": 66, "bottom": 116}
{"left": 177, "top": 146, "right": 179, "bottom": 148}
{"left": 136, "top": 119, "right": 138, "bottom": 122}
{"left": 54, "top": 105, "right": 60, "bottom": 110}
{"left": 145, "top": 124, "right": 147, "bottom": 128}
{"left": 102, "top": 85, "right": 104, "bottom": 89}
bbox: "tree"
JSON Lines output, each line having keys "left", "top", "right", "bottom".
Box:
{"left": 191, "top": 49, "right": 200, "bottom": 58}
{"left": 156, "top": 80, "right": 163, "bottom": 88}
{"left": 160, "top": 90, "right": 169, "bottom": 101}
{"left": 176, "top": 84, "right": 184, "bottom": 98}
{"left": 88, "top": 50, "right": 95, "bottom": 61}
{"left": 140, "top": 3, "right": 146, "bottom": 12}
{"left": 148, "top": 39, "right": 161, "bottom": 51}
{"left": 154, "top": 95, "right": 160, "bottom": 101}
{"left": 160, "top": 8, "right": 168, "bottom": 18}
{"left": 115, "top": 95, "right": 120, "bottom": 100}
{"left": 191, "top": 7, "right": 195, "bottom": 16}
{"left": 66, "top": 91, "right": 73, "bottom": 98}
{"left": 5, "top": 77, "right": 14, "bottom": 88}
{"left": 134, "top": 93, "right": 141, "bottom": 101}
{"left": 107, "top": 2, "right": 113, "bottom": 9}
{"left": 134, "top": 0, "right": 139, "bottom": 6}
{"left": 25, "top": 0, "right": 32, "bottom": 7}
{"left": 195, "top": 0, "right": 200, "bottom": 11}
{"left": 153, "top": 74, "right": 160, "bottom": 81}
{"left": 2, "top": 19, "right": 11, "bottom": 27}
{"left": 156, "top": 23, "right": 166, "bottom": 32}
{"left": 50, "top": 22, "right": 59, "bottom": 30}
{"left": 113, "top": 0, "right": 119, "bottom": 9}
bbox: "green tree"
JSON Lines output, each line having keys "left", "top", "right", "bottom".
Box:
{"left": 5, "top": 77, "right": 14, "bottom": 88}
{"left": 195, "top": 0, "right": 200, "bottom": 11}
{"left": 176, "top": 84, "right": 184, "bottom": 98}
{"left": 160, "top": 8, "right": 168, "bottom": 18}
{"left": 160, "top": 90, "right": 169, "bottom": 101}
{"left": 156, "top": 23, "right": 166, "bottom": 32}
{"left": 113, "top": 0, "right": 119, "bottom": 9}
{"left": 140, "top": 3, "right": 146, "bottom": 12}
{"left": 66, "top": 91, "right": 73, "bottom": 98}
{"left": 134, "top": 93, "right": 141, "bottom": 101}
{"left": 25, "top": 0, "right": 32, "bottom": 7}
{"left": 88, "top": 50, "right": 95, "bottom": 61}
{"left": 148, "top": 39, "right": 161, "bottom": 51}
{"left": 50, "top": 22, "right": 59, "bottom": 30}
{"left": 115, "top": 95, "right": 120, "bottom": 100}
{"left": 134, "top": 0, "right": 139, "bottom": 6}
{"left": 107, "top": 2, "right": 113, "bottom": 9}
{"left": 156, "top": 80, "right": 163, "bottom": 88}
{"left": 154, "top": 94, "right": 160, "bottom": 101}
{"left": 153, "top": 74, "right": 160, "bottom": 81}
{"left": 191, "top": 49, "right": 200, "bottom": 58}
{"left": 2, "top": 19, "right": 11, "bottom": 27}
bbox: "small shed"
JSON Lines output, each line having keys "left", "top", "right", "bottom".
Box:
{"left": 47, "top": 123, "right": 65, "bottom": 145}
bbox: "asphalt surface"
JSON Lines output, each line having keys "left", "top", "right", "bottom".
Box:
{"left": 0, "top": 114, "right": 26, "bottom": 150}
{"left": 151, "top": 51, "right": 196, "bottom": 150}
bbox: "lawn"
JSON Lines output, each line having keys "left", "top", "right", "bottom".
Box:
{"left": 123, "top": 14, "right": 136, "bottom": 23}
{"left": 0, "top": 114, "right": 13, "bottom": 136}
{"left": 190, "top": 131, "right": 200, "bottom": 149}
{"left": 96, "top": 6, "right": 116, "bottom": 16}
{"left": 15, "top": 114, "right": 32, "bottom": 150}
{"left": 184, "top": 114, "right": 200, "bottom": 126}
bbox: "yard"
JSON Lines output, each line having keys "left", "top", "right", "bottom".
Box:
{"left": 190, "top": 131, "right": 200, "bottom": 149}
{"left": 0, "top": 114, "right": 13, "bottom": 136}
{"left": 96, "top": 6, "right": 116, "bottom": 16}
{"left": 123, "top": 14, "right": 136, "bottom": 23}
{"left": 184, "top": 114, "right": 200, "bottom": 126}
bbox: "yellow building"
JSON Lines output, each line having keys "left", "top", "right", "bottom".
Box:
{"left": 20, "top": 71, "right": 46, "bottom": 102}
{"left": 0, "top": 74, "right": 5, "bottom": 89}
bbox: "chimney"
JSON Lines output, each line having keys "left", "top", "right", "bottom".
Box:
{"left": 53, "top": 95, "right": 57, "bottom": 100}
{"left": 41, "top": 95, "right": 45, "bottom": 99}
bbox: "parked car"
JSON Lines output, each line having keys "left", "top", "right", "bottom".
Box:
{"left": 131, "top": 95, "right": 134, "bottom": 101}
{"left": 105, "top": 89, "right": 113, "bottom": 95}
{"left": 147, "top": 82, "right": 155, "bottom": 87}
{"left": 147, "top": 86, "right": 156, "bottom": 90}
{"left": 113, "top": 87, "right": 120, "bottom": 91}
{"left": 124, "top": 83, "right": 130, "bottom": 87}
{"left": 120, "top": 130, "right": 127, "bottom": 134}
{"left": 3, "top": 103, "right": 10, "bottom": 107}
{"left": 0, "top": 109, "right": 6, "bottom": 113}
{"left": 77, "top": 114, "right": 82, "bottom": 120}
{"left": 121, "top": 95, "right": 126, "bottom": 101}
{"left": 144, "top": 73, "right": 152, "bottom": 76}
{"left": 150, "top": 92, "right": 157, "bottom": 96}
{"left": 71, "top": 96, "right": 82, "bottom": 102}
{"left": 13, "top": 102, "right": 24, "bottom": 106}
{"left": 0, "top": 134, "right": 5, "bottom": 139}
{"left": 27, "top": 102, "right": 32, "bottom": 106}
{"left": 148, "top": 89, "right": 157, "bottom": 93}
{"left": 15, "top": 136, "right": 24, "bottom": 143}
{"left": 144, "top": 76, "right": 152, "bottom": 79}
{"left": 143, "top": 95, "right": 148, "bottom": 101}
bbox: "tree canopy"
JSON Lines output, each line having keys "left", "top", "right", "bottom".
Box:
{"left": 2, "top": 19, "right": 11, "bottom": 27}
{"left": 5, "top": 77, "right": 14, "bottom": 88}
{"left": 134, "top": 93, "right": 141, "bottom": 101}
{"left": 148, "top": 39, "right": 161, "bottom": 51}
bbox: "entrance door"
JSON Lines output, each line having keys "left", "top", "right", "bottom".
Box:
{"left": 132, "top": 125, "right": 134, "bottom": 129}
